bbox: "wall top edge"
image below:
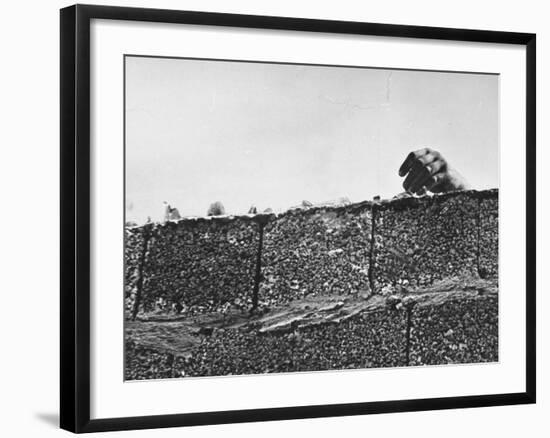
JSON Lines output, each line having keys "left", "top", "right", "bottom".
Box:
{"left": 125, "top": 188, "right": 499, "bottom": 232}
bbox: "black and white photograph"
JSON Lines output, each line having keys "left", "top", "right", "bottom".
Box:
{"left": 123, "top": 55, "right": 499, "bottom": 380}
{"left": 0, "top": 0, "right": 543, "bottom": 435}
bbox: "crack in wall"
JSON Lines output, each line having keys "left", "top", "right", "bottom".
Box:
{"left": 476, "top": 196, "right": 484, "bottom": 279}
{"left": 127, "top": 190, "right": 497, "bottom": 319}
{"left": 125, "top": 190, "right": 499, "bottom": 377}
{"left": 131, "top": 228, "right": 151, "bottom": 321}
{"left": 405, "top": 306, "right": 413, "bottom": 365}
{"left": 251, "top": 220, "right": 266, "bottom": 310}
{"left": 367, "top": 204, "right": 378, "bottom": 295}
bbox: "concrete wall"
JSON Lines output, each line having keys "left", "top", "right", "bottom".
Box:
{"left": 124, "top": 227, "right": 149, "bottom": 319}
{"left": 373, "top": 192, "right": 480, "bottom": 292}
{"left": 125, "top": 189, "right": 498, "bottom": 318}
{"left": 409, "top": 292, "right": 498, "bottom": 365}
{"left": 125, "top": 286, "right": 497, "bottom": 379}
{"left": 134, "top": 217, "right": 260, "bottom": 315}
{"left": 124, "top": 189, "right": 499, "bottom": 378}
{"left": 260, "top": 202, "right": 373, "bottom": 307}
{"left": 479, "top": 194, "right": 499, "bottom": 278}
{"left": 125, "top": 305, "right": 409, "bottom": 379}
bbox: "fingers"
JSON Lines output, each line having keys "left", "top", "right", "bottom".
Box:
{"left": 410, "top": 154, "right": 449, "bottom": 193}
{"left": 400, "top": 148, "right": 447, "bottom": 194}
{"left": 402, "top": 164, "right": 421, "bottom": 191}
{"left": 398, "top": 152, "right": 415, "bottom": 177}
{"left": 424, "top": 157, "right": 445, "bottom": 176}
{"left": 398, "top": 148, "right": 431, "bottom": 177}
{"left": 409, "top": 167, "right": 432, "bottom": 194}
{"left": 417, "top": 151, "right": 439, "bottom": 168}
{"left": 407, "top": 152, "right": 439, "bottom": 192}
{"left": 401, "top": 152, "right": 434, "bottom": 193}
{"left": 425, "top": 172, "right": 446, "bottom": 192}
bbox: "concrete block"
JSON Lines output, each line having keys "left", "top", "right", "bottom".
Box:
{"left": 141, "top": 217, "right": 260, "bottom": 315}
{"left": 409, "top": 292, "right": 498, "bottom": 366}
{"left": 260, "top": 202, "right": 373, "bottom": 307}
{"left": 373, "top": 191, "right": 479, "bottom": 292}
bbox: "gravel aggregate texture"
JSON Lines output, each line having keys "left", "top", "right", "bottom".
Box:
{"left": 260, "top": 202, "right": 373, "bottom": 307}
{"left": 373, "top": 191, "right": 481, "bottom": 293}
{"left": 124, "top": 227, "right": 148, "bottom": 319}
{"left": 125, "top": 339, "right": 177, "bottom": 380}
{"left": 125, "top": 305, "right": 407, "bottom": 379}
{"left": 123, "top": 190, "right": 499, "bottom": 379}
{"left": 408, "top": 292, "right": 498, "bottom": 365}
{"left": 140, "top": 217, "right": 260, "bottom": 316}
{"left": 124, "top": 282, "right": 498, "bottom": 379}
{"left": 479, "top": 193, "right": 499, "bottom": 279}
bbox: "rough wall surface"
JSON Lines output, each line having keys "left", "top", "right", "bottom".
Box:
{"left": 409, "top": 294, "right": 498, "bottom": 366}
{"left": 260, "top": 203, "right": 373, "bottom": 307}
{"left": 140, "top": 217, "right": 259, "bottom": 315}
{"left": 124, "top": 298, "right": 408, "bottom": 379}
{"left": 290, "top": 307, "right": 407, "bottom": 370}
{"left": 125, "top": 340, "right": 176, "bottom": 381}
{"left": 479, "top": 194, "right": 499, "bottom": 278}
{"left": 372, "top": 191, "right": 479, "bottom": 293}
{"left": 124, "top": 189, "right": 499, "bottom": 379}
{"left": 124, "top": 227, "right": 148, "bottom": 319}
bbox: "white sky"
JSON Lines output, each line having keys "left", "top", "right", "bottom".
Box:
{"left": 125, "top": 56, "right": 498, "bottom": 223}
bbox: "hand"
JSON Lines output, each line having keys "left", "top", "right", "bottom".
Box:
{"left": 398, "top": 148, "right": 469, "bottom": 195}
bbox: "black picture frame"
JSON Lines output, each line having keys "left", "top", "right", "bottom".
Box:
{"left": 60, "top": 4, "right": 536, "bottom": 433}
